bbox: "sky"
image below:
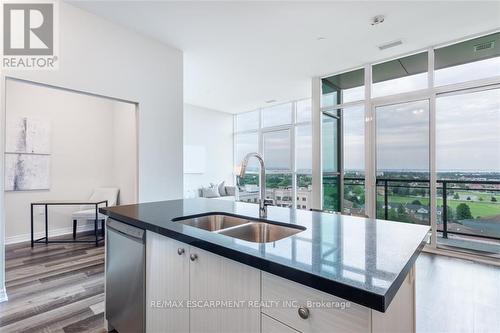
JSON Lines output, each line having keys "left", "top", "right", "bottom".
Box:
{"left": 340, "top": 88, "right": 500, "bottom": 172}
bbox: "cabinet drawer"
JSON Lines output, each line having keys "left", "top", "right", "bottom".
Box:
{"left": 262, "top": 313, "right": 300, "bottom": 333}
{"left": 262, "top": 272, "right": 370, "bottom": 333}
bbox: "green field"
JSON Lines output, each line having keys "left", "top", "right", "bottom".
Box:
{"left": 379, "top": 194, "right": 500, "bottom": 219}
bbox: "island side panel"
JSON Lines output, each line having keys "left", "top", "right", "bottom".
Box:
{"left": 371, "top": 266, "right": 416, "bottom": 333}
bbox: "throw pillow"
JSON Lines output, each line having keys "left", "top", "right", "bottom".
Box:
{"left": 224, "top": 186, "right": 236, "bottom": 196}
{"left": 217, "top": 181, "right": 226, "bottom": 196}
{"left": 202, "top": 186, "right": 220, "bottom": 198}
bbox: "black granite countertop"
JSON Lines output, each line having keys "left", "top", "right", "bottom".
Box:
{"left": 100, "top": 198, "right": 429, "bottom": 312}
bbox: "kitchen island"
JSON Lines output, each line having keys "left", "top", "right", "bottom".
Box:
{"left": 101, "top": 198, "right": 429, "bottom": 333}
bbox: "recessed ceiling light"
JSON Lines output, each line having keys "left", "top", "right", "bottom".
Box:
{"left": 265, "top": 99, "right": 276, "bottom": 104}
{"left": 371, "top": 15, "right": 385, "bottom": 26}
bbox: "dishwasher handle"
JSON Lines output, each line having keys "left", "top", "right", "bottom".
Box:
{"left": 107, "top": 219, "right": 145, "bottom": 242}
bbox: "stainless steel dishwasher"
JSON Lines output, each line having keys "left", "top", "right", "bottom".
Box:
{"left": 106, "top": 219, "right": 145, "bottom": 333}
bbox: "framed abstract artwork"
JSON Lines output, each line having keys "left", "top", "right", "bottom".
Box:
{"left": 5, "top": 117, "right": 51, "bottom": 154}
{"left": 5, "top": 154, "right": 50, "bottom": 191}
{"left": 4, "top": 117, "right": 51, "bottom": 191}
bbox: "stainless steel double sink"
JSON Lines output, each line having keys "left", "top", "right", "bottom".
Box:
{"left": 172, "top": 214, "right": 305, "bottom": 243}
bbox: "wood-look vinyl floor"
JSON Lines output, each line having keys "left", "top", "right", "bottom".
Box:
{"left": 1, "top": 235, "right": 500, "bottom": 333}
{"left": 1, "top": 234, "right": 105, "bottom": 333}
{"left": 416, "top": 254, "right": 500, "bottom": 333}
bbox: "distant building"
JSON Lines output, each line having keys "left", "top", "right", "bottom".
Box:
{"left": 237, "top": 185, "right": 312, "bottom": 210}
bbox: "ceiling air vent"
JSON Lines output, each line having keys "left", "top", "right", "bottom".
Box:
{"left": 473, "top": 41, "right": 495, "bottom": 52}
{"left": 378, "top": 40, "right": 402, "bottom": 51}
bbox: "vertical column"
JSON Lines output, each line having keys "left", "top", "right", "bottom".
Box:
{"left": 0, "top": 74, "right": 6, "bottom": 302}
{"left": 384, "top": 180, "right": 389, "bottom": 220}
{"left": 232, "top": 115, "right": 238, "bottom": 200}
{"left": 364, "top": 64, "right": 376, "bottom": 218}
{"left": 45, "top": 204, "right": 48, "bottom": 244}
{"left": 442, "top": 182, "right": 448, "bottom": 239}
{"left": 291, "top": 102, "right": 297, "bottom": 209}
{"left": 31, "top": 204, "right": 34, "bottom": 247}
{"left": 429, "top": 47, "right": 438, "bottom": 247}
{"left": 338, "top": 108, "right": 344, "bottom": 213}
{"left": 95, "top": 204, "right": 99, "bottom": 247}
{"left": 311, "top": 77, "right": 322, "bottom": 210}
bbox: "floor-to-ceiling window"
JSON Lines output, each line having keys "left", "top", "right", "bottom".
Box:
{"left": 234, "top": 99, "right": 312, "bottom": 209}
{"left": 436, "top": 88, "right": 500, "bottom": 252}
{"left": 321, "top": 68, "right": 365, "bottom": 214}
{"left": 375, "top": 99, "right": 430, "bottom": 225}
{"left": 371, "top": 52, "right": 431, "bottom": 225}
{"left": 319, "top": 31, "right": 500, "bottom": 255}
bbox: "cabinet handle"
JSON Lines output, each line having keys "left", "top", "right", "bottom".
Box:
{"left": 177, "top": 248, "right": 185, "bottom": 255}
{"left": 298, "top": 307, "right": 310, "bottom": 319}
{"left": 190, "top": 253, "right": 198, "bottom": 261}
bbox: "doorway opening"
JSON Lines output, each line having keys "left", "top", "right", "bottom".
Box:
{"left": 3, "top": 78, "right": 138, "bottom": 246}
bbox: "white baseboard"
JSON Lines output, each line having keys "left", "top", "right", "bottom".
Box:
{"left": 0, "top": 286, "right": 8, "bottom": 303}
{"left": 5, "top": 223, "right": 98, "bottom": 245}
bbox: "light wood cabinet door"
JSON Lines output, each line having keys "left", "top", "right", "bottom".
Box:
{"left": 146, "top": 231, "right": 189, "bottom": 333}
{"left": 262, "top": 314, "right": 300, "bottom": 333}
{"left": 189, "top": 246, "right": 260, "bottom": 333}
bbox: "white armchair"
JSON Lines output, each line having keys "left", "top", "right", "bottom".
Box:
{"left": 72, "top": 187, "right": 119, "bottom": 240}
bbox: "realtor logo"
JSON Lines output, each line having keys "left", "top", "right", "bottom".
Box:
{"left": 1, "top": 0, "right": 59, "bottom": 69}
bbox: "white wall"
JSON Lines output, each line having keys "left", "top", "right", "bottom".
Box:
{"left": 183, "top": 104, "right": 233, "bottom": 198}
{"left": 112, "top": 102, "right": 138, "bottom": 205}
{"left": 4, "top": 79, "right": 137, "bottom": 243}
{"left": 0, "top": 2, "right": 183, "bottom": 301}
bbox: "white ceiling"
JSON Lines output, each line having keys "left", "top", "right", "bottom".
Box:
{"left": 70, "top": 1, "right": 500, "bottom": 113}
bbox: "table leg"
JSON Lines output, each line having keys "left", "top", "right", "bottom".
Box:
{"left": 45, "top": 204, "right": 48, "bottom": 244}
{"left": 95, "top": 204, "right": 99, "bottom": 247}
{"left": 31, "top": 204, "right": 34, "bottom": 248}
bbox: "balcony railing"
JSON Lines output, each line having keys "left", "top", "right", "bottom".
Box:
{"left": 344, "top": 177, "right": 500, "bottom": 242}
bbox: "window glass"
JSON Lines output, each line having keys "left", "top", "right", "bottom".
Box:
{"left": 296, "top": 125, "right": 312, "bottom": 173}
{"left": 265, "top": 174, "right": 293, "bottom": 208}
{"left": 343, "top": 105, "right": 365, "bottom": 175}
{"left": 343, "top": 105, "right": 365, "bottom": 216}
{"left": 296, "top": 99, "right": 312, "bottom": 123}
{"left": 435, "top": 32, "right": 500, "bottom": 86}
{"left": 375, "top": 100, "right": 430, "bottom": 225}
{"left": 322, "top": 113, "right": 339, "bottom": 172}
{"left": 322, "top": 68, "right": 365, "bottom": 107}
{"left": 322, "top": 112, "right": 340, "bottom": 212}
{"left": 436, "top": 88, "right": 500, "bottom": 243}
{"left": 262, "top": 103, "right": 292, "bottom": 127}
{"left": 263, "top": 130, "right": 291, "bottom": 171}
{"left": 372, "top": 52, "right": 428, "bottom": 97}
{"left": 297, "top": 174, "right": 312, "bottom": 210}
{"left": 436, "top": 89, "right": 500, "bottom": 176}
{"left": 376, "top": 100, "right": 429, "bottom": 178}
{"left": 235, "top": 132, "right": 258, "bottom": 171}
{"left": 323, "top": 176, "right": 339, "bottom": 212}
{"left": 236, "top": 110, "right": 259, "bottom": 132}
{"left": 235, "top": 132, "right": 260, "bottom": 202}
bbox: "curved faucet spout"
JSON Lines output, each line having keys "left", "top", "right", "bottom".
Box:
{"left": 239, "top": 152, "right": 271, "bottom": 218}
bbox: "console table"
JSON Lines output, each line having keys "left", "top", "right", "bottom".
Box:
{"left": 30, "top": 200, "right": 108, "bottom": 247}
